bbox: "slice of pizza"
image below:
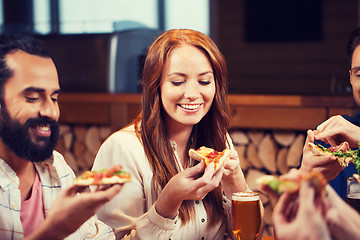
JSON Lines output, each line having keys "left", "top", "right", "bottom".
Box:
{"left": 189, "top": 146, "right": 230, "bottom": 172}
{"left": 74, "top": 165, "right": 131, "bottom": 186}
{"left": 257, "top": 171, "right": 326, "bottom": 196}
{"left": 257, "top": 175, "right": 299, "bottom": 195}
{"left": 308, "top": 142, "right": 358, "bottom": 167}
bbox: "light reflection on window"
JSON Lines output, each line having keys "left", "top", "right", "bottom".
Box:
{"left": 1, "top": 0, "right": 209, "bottom": 35}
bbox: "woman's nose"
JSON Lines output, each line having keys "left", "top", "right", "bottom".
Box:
{"left": 183, "top": 81, "right": 200, "bottom": 100}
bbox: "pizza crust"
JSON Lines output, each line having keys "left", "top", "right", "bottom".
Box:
{"left": 189, "top": 148, "right": 206, "bottom": 161}
{"left": 73, "top": 175, "right": 131, "bottom": 186}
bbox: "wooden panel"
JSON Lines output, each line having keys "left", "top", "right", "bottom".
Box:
{"left": 230, "top": 106, "right": 327, "bottom": 130}
{"left": 228, "top": 95, "right": 356, "bottom": 107}
{"left": 228, "top": 95, "right": 302, "bottom": 106}
{"left": 59, "top": 103, "right": 110, "bottom": 125}
{"left": 217, "top": 0, "right": 358, "bottom": 95}
{"left": 109, "top": 103, "right": 141, "bottom": 131}
{"left": 58, "top": 94, "right": 358, "bottom": 131}
{"left": 128, "top": 103, "right": 141, "bottom": 122}
{"left": 59, "top": 93, "right": 141, "bottom": 103}
{"left": 301, "top": 96, "right": 356, "bottom": 107}
{"left": 328, "top": 107, "right": 360, "bottom": 117}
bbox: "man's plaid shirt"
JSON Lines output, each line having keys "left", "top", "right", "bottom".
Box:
{"left": 0, "top": 151, "right": 115, "bottom": 240}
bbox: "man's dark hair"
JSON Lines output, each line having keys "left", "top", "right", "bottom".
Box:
{"left": 347, "top": 27, "right": 360, "bottom": 69}
{"left": 0, "top": 34, "right": 50, "bottom": 101}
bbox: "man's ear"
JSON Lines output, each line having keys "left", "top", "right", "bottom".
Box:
{"left": 350, "top": 69, "right": 356, "bottom": 88}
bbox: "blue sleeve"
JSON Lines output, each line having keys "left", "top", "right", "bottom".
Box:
{"left": 314, "top": 139, "right": 358, "bottom": 200}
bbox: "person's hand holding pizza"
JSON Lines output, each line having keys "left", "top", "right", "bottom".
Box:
{"left": 272, "top": 181, "right": 331, "bottom": 240}
{"left": 25, "top": 184, "right": 122, "bottom": 240}
{"left": 221, "top": 149, "right": 248, "bottom": 198}
{"left": 188, "top": 146, "right": 248, "bottom": 198}
{"left": 301, "top": 129, "right": 343, "bottom": 181}
{"left": 315, "top": 115, "right": 360, "bottom": 148}
{"left": 155, "top": 160, "right": 224, "bottom": 220}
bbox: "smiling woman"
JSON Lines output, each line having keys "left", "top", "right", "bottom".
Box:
{"left": 91, "top": 29, "right": 259, "bottom": 240}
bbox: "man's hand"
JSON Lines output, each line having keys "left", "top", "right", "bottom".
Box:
{"left": 25, "top": 184, "right": 122, "bottom": 240}
{"left": 324, "top": 186, "right": 360, "bottom": 240}
{"left": 273, "top": 181, "right": 331, "bottom": 240}
{"left": 300, "top": 129, "right": 343, "bottom": 181}
{"left": 315, "top": 115, "right": 360, "bottom": 148}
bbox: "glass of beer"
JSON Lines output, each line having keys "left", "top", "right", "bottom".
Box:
{"left": 347, "top": 176, "right": 360, "bottom": 213}
{"left": 232, "top": 192, "right": 261, "bottom": 240}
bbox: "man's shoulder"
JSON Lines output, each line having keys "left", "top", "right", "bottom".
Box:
{"left": 343, "top": 112, "right": 360, "bottom": 126}
{"left": 52, "top": 151, "right": 75, "bottom": 175}
{"left": 42, "top": 151, "right": 75, "bottom": 182}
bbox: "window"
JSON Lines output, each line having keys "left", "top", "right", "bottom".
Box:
{"left": 20, "top": 0, "right": 209, "bottom": 35}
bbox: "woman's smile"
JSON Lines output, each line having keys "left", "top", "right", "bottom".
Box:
{"left": 178, "top": 103, "right": 202, "bottom": 112}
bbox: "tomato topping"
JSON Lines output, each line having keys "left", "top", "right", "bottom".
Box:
{"left": 206, "top": 151, "right": 219, "bottom": 159}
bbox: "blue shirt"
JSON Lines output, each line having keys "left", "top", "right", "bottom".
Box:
{"left": 315, "top": 112, "right": 360, "bottom": 200}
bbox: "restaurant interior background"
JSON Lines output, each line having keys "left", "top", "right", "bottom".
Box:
{"left": 2, "top": 0, "right": 359, "bottom": 237}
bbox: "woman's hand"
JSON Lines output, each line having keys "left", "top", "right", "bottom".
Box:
{"left": 221, "top": 149, "right": 248, "bottom": 198}
{"left": 155, "top": 161, "right": 223, "bottom": 219}
{"left": 300, "top": 129, "right": 343, "bottom": 181}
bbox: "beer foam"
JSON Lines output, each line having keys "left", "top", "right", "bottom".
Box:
{"left": 232, "top": 192, "right": 260, "bottom": 201}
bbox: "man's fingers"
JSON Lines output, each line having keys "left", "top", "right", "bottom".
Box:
{"left": 298, "top": 182, "right": 315, "bottom": 211}
{"left": 306, "top": 129, "right": 315, "bottom": 144}
{"left": 87, "top": 184, "right": 122, "bottom": 204}
{"left": 273, "top": 193, "right": 292, "bottom": 223}
{"left": 64, "top": 184, "right": 88, "bottom": 196}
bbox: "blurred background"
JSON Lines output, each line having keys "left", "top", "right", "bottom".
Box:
{"left": 0, "top": 0, "right": 357, "bottom": 95}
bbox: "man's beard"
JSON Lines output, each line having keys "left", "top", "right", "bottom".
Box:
{"left": 0, "top": 105, "right": 59, "bottom": 163}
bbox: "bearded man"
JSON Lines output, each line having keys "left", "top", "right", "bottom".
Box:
{"left": 0, "top": 34, "right": 121, "bottom": 240}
